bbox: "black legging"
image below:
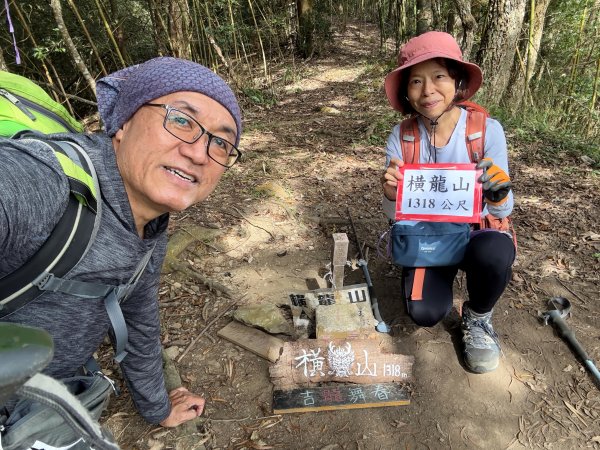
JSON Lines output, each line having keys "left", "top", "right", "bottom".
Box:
{"left": 401, "top": 231, "right": 516, "bottom": 327}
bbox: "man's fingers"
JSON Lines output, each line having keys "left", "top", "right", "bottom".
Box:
{"left": 168, "top": 388, "right": 189, "bottom": 401}
{"left": 161, "top": 392, "right": 206, "bottom": 427}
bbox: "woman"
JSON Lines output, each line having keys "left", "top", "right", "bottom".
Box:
{"left": 381, "top": 31, "right": 515, "bottom": 373}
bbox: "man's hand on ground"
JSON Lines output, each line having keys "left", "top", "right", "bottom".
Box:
{"left": 160, "top": 387, "right": 205, "bottom": 427}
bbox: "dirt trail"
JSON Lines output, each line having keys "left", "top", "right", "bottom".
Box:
{"left": 104, "top": 23, "right": 600, "bottom": 450}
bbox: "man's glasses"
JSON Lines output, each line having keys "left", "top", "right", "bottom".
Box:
{"left": 145, "top": 103, "right": 241, "bottom": 168}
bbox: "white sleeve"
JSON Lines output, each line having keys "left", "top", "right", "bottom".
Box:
{"left": 385, "top": 124, "right": 402, "bottom": 166}
{"left": 382, "top": 196, "right": 396, "bottom": 221}
{"left": 382, "top": 124, "right": 402, "bottom": 220}
{"left": 483, "top": 118, "right": 513, "bottom": 218}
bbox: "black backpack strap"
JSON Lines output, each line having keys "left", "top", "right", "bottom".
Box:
{"left": 28, "top": 244, "right": 156, "bottom": 363}
{"left": 0, "top": 139, "right": 99, "bottom": 318}
{"left": 103, "top": 245, "right": 156, "bottom": 363}
{"left": 10, "top": 247, "right": 156, "bottom": 364}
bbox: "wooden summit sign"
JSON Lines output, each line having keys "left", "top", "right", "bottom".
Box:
{"left": 269, "top": 339, "right": 414, "bottom": 390}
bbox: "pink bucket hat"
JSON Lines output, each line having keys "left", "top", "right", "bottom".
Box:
{"left": 384, "top": 31, "right": 483, "bottom": 113}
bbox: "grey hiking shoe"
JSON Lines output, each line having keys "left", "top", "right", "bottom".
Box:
{"left": 461, "top": 304, "right": 501, "bottom": 373}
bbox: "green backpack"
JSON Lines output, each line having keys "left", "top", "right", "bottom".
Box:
{"left": 0, "top": 71, "right": 99, "bottom": 319}
{"left": 0, "top": 70, "right": 84, "bottom": 136}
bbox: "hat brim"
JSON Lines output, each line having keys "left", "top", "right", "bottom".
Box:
{"left": 384, "top": 53, "right": 483, "bottom": 113}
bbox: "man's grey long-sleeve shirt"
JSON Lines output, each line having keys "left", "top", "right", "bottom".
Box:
{"left": 0, "top": 133, "right": 170, "bottom": 424}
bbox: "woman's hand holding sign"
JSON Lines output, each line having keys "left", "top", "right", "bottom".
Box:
{"left": 382, "top": 158, "right": 404, "bottom": 201}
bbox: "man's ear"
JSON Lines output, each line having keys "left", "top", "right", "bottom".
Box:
{"left": 112, "top": 120, "right": 130, "bottom": 150}
{"left": 112, "top": 127, "right": 124, "bottom": 152}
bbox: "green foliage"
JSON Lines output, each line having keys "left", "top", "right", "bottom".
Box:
{"left": 364, "top": 111, "right": 398, "bottom": 146}
{"left": 491, "top": 104, "right": 600, "bottom": 165}
{"left": 514, "top": 0, "right": 600, "bottom": 145}
{"left": 242, "top": 87, "right": 278, "bottom": 106}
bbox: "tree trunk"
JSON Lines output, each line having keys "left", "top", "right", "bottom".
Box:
{"left": 416, "top": 0, "right": 433, "bottom": 34}
{"left": 394, "top": 0, "right": 407, "bottom": 50}
{"left": 451, "top": 0, "right": 477, "bottom": 59}
{"left": 339, "top": 0, "right": 348, "bottom": 33}
{"left": 147, "top": 0, "right": 169, "bottom": 55}
{"left": 50, "top": 0, "right": 96, "bottom": 95}
{"left": 296, "top": 0, "right": 314, "bottom": 58}
{"left": 406, "top": 0, "right": 416, "bottom": 37}
{"left": 503, "top": 0, "right": 552, "bottom": 108}
{"left": 431, "top": 0, "right": 443, "bottom": 30}
{"left": 476, "top": 0, "right": 528, "bottom": 104}
{"left": 168, "top": 0, "right": 192, "bottom": 59}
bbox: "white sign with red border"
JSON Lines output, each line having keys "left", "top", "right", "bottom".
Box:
{"left": 395, "top": 163, "right": 483, "bottom": 223}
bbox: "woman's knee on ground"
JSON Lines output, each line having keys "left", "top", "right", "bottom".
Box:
{"left": 407, "top": 300, "right": 450, "bottom": 327}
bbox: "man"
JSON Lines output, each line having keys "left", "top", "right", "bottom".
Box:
{"left": 0, "top": 57, "right": 242, "bottom": 428}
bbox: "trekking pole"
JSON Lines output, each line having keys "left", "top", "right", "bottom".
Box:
{"left": 539, "top": 297, "right": 600, "bottom": 389}
{"left": 347, "top": 208, "right": 390, "bottom": 333}
{"left": 540, "top": 297, "right": 600, "bottom": 389}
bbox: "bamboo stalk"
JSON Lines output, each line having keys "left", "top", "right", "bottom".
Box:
{"left": 567, "top": 1, "right": 590, "bottom": 100}
{"left": 227, "top": 0, "right": 240, "bottom": 62}
{"left": 154, "top": 0, "right": 172, "bottom": 56}
{"left": 50, "top": 0, "right": 97, "bottom": 95}
{"left": 167, "top": 0, "right": 192, "bottom": 59}
{"left": 188, "top": 0, "right": 202, "bottom": 61}
{"left": 146, "top": 0, "right": 167, "bottom": 55}
{"left": 66, "top": 0, "right": 107, "bottom": 76}
{"left": 515, "top": 46, "right": 534, "bottom": 107}
{"left": 201, "top": 0, "right": 217, "bottom": 68}
{"left": 239, "top": 31, "right": 255, "bottom": 82}
{"left": 589, "top": 57, "right": 600, "bottom": 132}
{"left": 207, "top": 33, "right": 238, "bottom": 85}
{"left": 193, "top": 0, "right": 210, "bottom": 64}
{"left": 247, "top": 0, "right": 270, "bottom": 83}
{"left": 255, "top": 0, "right": 284, "bottom": 60}
{"left": 93, "top": 0, "right": 127, "bottom": 68}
